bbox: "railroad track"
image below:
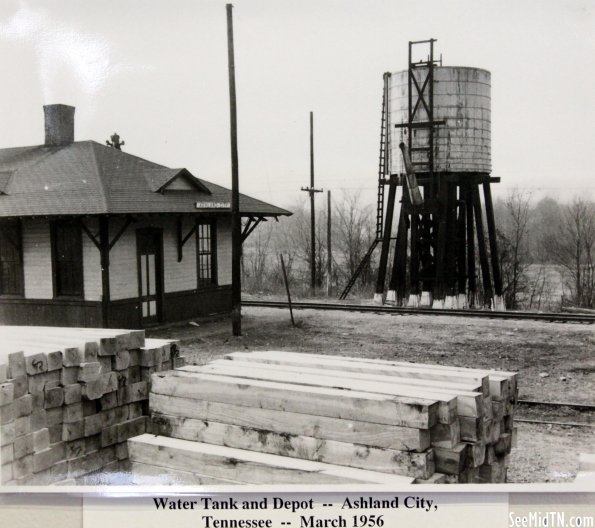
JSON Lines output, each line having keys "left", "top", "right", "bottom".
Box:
{"left": 516, "top": 400, "right": 594, "bottom": 428}
{"left": 242, "top": 300, "right": 595, "bottom": 324}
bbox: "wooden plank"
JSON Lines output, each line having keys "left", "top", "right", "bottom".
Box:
{"left": 182, "top": 365, "right": 459, "bottom": 423}
{"left": 151, "top": 371, "right": 438, "bottom": 429}
{"left": 459, "top": 416, "right": 485, "bottom": 442}
{"left": 63, "top": 384, "right": 82, "bottom": 405}
{"left": 63, "top": 403, "right": 83, "bottom": 424}
{"left": 225, "top": 352, "right": 492, "bottom": 395}
{"left": 149, "top": 393, "right": 430, "bottom": 452}
{"left": 0, "top": 382, "right": 14, "bottom": 406}
{"left": 116, "top": 416, "right": 147, "bottom": 443}
{"left": 430, "top": 421, "right": 461, "bottom": 448}
{"left": 0, "top": 326, "right": 145, "bottom": 354}
{"left": 78, "top": 362, "right": 102, "bottom": 383}
{"left": 298, "top": 351, "right": 519, "bottom": 393}
{"left": 28, "top": 371, "right": 60, "bottom": 393}
{"left": 129, "top": 461, "right": 248, "bottom": 485}
{"left": 44, "top": 386, "right": 64, "bottom": 409}
{"left": 82, "top": 376, "right": 108, "bottom": 400}
{"left": 8, "top": 351, "right": 26, "bottom": 378}
{"left": 128, "top": 434, "right": 414, "bottom": 486}
{"left": 434, "top": 443, "right": 468, "bottom": 475}
{"left": 150, "top": 412, "right": 434, "bottom": 479}
{"left": 465, "top": 442, "right": 486, "bottom": 468}
{"left": 1, "top": 444, "right": 14, "bottom": 465}
{"left": 413, "top": 472, "right": 448, "bottom": 484}
{"left": 114, "top": 350, "right": 130, "bottom": 370}
{"left": 14, "top": 394, "right": 32, "bottom": 417}
{"left": 208, "top": 359, "right": 484, "bottom": 393}
{"left": 32, "top": 428, "right": 50, "bottom": 452}
{"left": 62, "top": 421, "right": 84, "bottom": 442}
{"left": 14, "top": 433, "right": 34, "bottom": 458}
{"left": 209, "top": 362, "right": 484, "bottom": 419}
{"left": 67, "top": 445, "right": 116, "bottom": 479}
{"left": 25, "top": 353, "right": 48, "bottom": 375}
{"left": 286, "top": 352, "right": 518, "bottom": 398}
{"left": 14, "top": 416, "right": 31, "bottom": 437}
{"left": 494, "top": 432, "right": 512, "bottom": 456}
{"left": 0, "top": 422, "right": 15, "bottom": 447}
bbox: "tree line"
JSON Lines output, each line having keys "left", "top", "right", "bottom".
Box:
{"left": 242, "top": 190, "right": 595, "bottom": 311}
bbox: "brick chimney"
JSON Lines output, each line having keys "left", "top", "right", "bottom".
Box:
{"left": 43, "top": 104, "right": 75, "bottom": 146}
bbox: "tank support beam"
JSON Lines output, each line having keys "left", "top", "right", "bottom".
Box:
{"left": 375, "top": 175, "right": 398, "bottom": 299}
{"left": 483, "top": 181, "right": 503, "bottom": 297}
{"left": 472, "top": 185, "right": 493, "bottom": 306}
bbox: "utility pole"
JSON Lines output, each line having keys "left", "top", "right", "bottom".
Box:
{"left": 226, "top": 4, "right": 241, "bottom": 336}
{"left": 301, "top": 111, "right": 323, "bottom": 293}
{"left": 326, "top": 190, "right": 332, "bottom": 296}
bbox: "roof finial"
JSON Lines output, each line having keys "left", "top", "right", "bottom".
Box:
{"left": 106, "top": 132, "right": 125, "bottom": 150}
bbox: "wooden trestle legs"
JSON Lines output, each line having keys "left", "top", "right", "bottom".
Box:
{"left": 379, "top": 177, "right": 503, "bottom": 311}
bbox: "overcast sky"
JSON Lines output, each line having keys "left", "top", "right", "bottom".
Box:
{"left": 1, "top": 0, "right": 593, "bottom": 210}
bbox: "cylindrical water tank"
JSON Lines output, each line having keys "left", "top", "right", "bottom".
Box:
{"left": 389, "top": 66, "right": 491, "bottom": 174}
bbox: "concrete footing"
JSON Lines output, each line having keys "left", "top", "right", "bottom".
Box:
{"left": 407, "top": 294, "right": 420, "bottom": 308}
{"left": 420, "top": 291, "right": 432, "bottom": 307}
{"left": 443, "top": 295, "right": 457, "bottom": 309}
{"left": 492, "top": 295, "right": 506, "bottom": 311}
{"left": 457, "top": 293, "right": 468, "bottom": 309}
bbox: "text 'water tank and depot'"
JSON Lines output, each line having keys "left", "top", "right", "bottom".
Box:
{"left": 389, "top": 66, "right": 491, "bottom": 175}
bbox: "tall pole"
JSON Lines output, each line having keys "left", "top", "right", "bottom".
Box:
{"left": 326, "top": 190, "right": 332, "bottom": 296}
{"left": 226, "top": 4, "right": 241, "bottom": 336}
{"left": 301, "top": 111, "right": 322, "bottom": 294}
{"left": 310, "top": 111, "right": 315, "bottom": 291}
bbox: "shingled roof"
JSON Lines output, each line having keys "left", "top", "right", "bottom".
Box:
{"left": 0, "top": 140, "right": 290, "bottom": 218}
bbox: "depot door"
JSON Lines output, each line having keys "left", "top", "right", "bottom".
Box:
{"left": 136, "top": 228, "right": 163, "bottom": 325}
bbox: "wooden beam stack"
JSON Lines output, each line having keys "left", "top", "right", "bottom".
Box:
{"left": 0, "top": 326, "right": 179, "bottom": 486}
{"left": 147, "top": 351, "right": 517, "bottom": 484}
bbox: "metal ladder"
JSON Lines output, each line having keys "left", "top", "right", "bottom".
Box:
{"left": 375, "top": 73, "right": 390, "bottom": 240}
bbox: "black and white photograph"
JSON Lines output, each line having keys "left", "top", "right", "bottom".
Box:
{"left": 0, "top": 0, "right": 593, "bottom": 494}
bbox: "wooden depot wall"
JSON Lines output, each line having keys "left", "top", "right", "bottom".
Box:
{"left": 0, "top": 215, "right": 233, "bottom": 328}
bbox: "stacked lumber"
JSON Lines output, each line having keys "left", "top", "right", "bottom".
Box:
{"left": 128, "top": 434, "right": 413, "bottom": 486}
{"left": 147, "top": 351, "right": 518, "bottom": 484}
{"left": 0, "top": 326, "right": 179, "bottom": 486}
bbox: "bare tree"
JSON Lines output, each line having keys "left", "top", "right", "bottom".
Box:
{"left": 544, "top": 197, "right": 595, "bottom": 308}
{"left": 496, "top": 189, "right": 532, "bottom": 309}
{"left": 241, "top": 221, "right": 273, "bottom": 292}
{"left": 333, "top": 190, "right": 376, "bottom": 293}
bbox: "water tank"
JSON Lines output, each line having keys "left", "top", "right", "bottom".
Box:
{"left": 389, "top": 66, "right": 491, "bottom": 174}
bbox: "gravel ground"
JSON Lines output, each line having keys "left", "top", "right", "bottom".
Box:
{"left": 148, "top": 305, "right": 594, "bottom": 483}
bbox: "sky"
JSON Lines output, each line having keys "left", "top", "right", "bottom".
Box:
{"left": 0, "top": 0, "right": 594, "bottom": 210}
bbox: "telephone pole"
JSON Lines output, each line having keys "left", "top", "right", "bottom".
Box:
{"left": 326, "top": 190, "right": 332, "bottom": 296}
{"left": 301, "top": 111, "right": 323, "bottom": 292}
{"left": 226, "top": 4, "right": 241, "bottom": 336}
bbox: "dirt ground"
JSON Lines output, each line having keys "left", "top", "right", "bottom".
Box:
{"left": 148, "top": 305, "right": 594, "bottom": 483}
